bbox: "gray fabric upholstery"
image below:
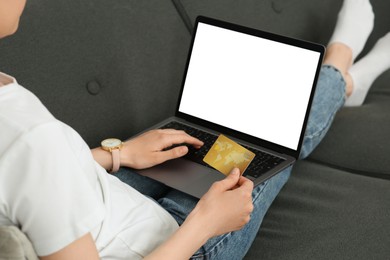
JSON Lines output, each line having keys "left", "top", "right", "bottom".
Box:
{"left": 309, "top": 94, "right": 390, "bottom": 178}
{"left": 245, "top": 161, "right": 390, "bottom": 259}
{"left": 1, "top": 0, "right": 190, "bottom": 147}
{"left": 0, "top": 0, "right": 389, "bottom": 259}
{"left": 180, "top": 0, "right": 341, "bottom": 43}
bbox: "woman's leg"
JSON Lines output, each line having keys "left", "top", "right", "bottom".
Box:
{"left": 158, "top": 166, "right": 291, "bottom": 259}
{"left": 299, "top": 47, "right": 350, "bottom": 159}
{"left": 118, "top": 33, "right": 390, "bottom": 259}
{"left": 345, "top": 32, "right": 390, "bottom": 106}
{"left": 115, "top": 58, "right": 348, "bottom": 258}
{"left": 157, "top": 61, "right": 347, "bottom": 259}
{"left": 303, "top": 32, "right": 390, "bottom": 149}
{"left": 117, "top": 1, "right": 390, "bottom": 257}
{"left": 157, "top": 1, "right": 379, "bottom": 258}
{"left": 327, "top": 0, "right": 374, "bottom": 62}
{"left": 115, "top": 168, "right": 172, "bottom": 199}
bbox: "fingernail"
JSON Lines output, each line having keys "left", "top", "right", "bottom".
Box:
{"left": 231, "top": 168, "right": 239, "bottom": 175}
{"left": 180, "top": 146, "right": 188, "bottom": 155}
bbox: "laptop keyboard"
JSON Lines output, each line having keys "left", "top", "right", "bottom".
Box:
{"left": 161, "top": 121, "right": 285, "bottom": 179}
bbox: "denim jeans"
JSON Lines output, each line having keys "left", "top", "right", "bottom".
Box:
{"left": 115, "top": 65, "right": 346, "bottom": 259}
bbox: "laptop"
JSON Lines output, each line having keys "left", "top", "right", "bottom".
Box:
{"left": 133, "top": 16, "right": 324, "bottom": 198}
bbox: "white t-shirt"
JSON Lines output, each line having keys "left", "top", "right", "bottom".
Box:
{"left": 0, "top": 72, "right": 178, "bottom": 258}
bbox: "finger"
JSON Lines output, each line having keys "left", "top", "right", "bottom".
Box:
{"left": 237, "top": 176, "right": 254, "bottom": 191}
{"left": 214, "top": 168, "right": 241, "bottom": 191}
{"left": 177, "top": 133, "right": 204, "bottom": 147}
{"left": 228, "top": 167, "right": 241, "bottom": 177}
{"left": 153, "top": 146, "right": 189, "bottom": 165}
{"left": 157, "top": 129, "right": 185, "bottom": 134}
{"left": 153, "top": 129, "right": 192, "bottom": 138}
{"left": 155, "top": 129, "right": 204, "bottom": 149}
{"left": 162, "top": 132, "right": 204, "bottom": 148}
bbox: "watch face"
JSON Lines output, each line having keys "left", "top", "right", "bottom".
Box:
{"left": 101, "top": 138, "right": 122, "bottom": 148}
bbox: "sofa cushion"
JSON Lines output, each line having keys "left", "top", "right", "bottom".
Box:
{"left": 180, "top": 0, "right": 390, "bottom": 51}
{"left": 308, "top": 89, "right": 390, "bottom": 178}
{"left": 0, "top": 0, "right": 190, "bottom": 147}
{"left": 179, "top": 0, "right": 342, "bottom": 44}
{"left": 245, "top": 160, "right": 390, "bottom": 259}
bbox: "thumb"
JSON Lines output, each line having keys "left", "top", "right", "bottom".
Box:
{"left": 220, "top": 168, "right": 241, "bottom": 190}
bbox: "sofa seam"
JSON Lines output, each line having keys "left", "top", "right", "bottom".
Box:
{"left": 171, "top": 0, "right": 193, "bottom": 34}
{"left": 305, "top": 158, "right": 390, "bottom": 181}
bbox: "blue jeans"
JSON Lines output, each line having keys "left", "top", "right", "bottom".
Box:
{"left": 115, "top": 65, "right": 346, "bottom": 259}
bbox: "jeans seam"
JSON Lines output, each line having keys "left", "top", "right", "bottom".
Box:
{"left": 190, "top": 233, "right": 232, "bottom": 259}
{"left": 252, "top": 178, "right": 270, "bottom": 202}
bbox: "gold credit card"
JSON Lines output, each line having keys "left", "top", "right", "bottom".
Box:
{"left": 203, "top": 134, "right": 255, "bottom": 176}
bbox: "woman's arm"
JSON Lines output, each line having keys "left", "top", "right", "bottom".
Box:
{"left": 145, "top": 168, "right": 254, "bottom": 259}
{"left": 92, "top": 130, "right": 253, "bottom": 259}
{"left": 40, "top": 233, "right": 99, "bottom": 260}
{"left": 91, "top": 129, "right": 204, "bottom": 171}
{"left": 38, "top": 169, "right": 252, "bottom": 260}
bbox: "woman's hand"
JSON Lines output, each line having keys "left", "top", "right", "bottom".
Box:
{"left": 120, "top": 129, "right": 204, "bottom": 169}
{"left": 145, "top": 168, "right": 254, "bottom": 260}
{"left": 186, "top": 168, "right": 254, "bottom": 238}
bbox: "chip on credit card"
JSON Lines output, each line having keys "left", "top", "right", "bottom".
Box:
{"left": 203, "top": 134, "right": 255, "bottom": 176}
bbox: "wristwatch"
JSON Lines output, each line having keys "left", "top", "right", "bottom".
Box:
{"left": 101, "top": 138, "right": 123, "bottom": 173}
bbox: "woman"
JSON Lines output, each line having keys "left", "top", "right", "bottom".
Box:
{"left": 1, "top": 0, "right": 389, "bottom": 259}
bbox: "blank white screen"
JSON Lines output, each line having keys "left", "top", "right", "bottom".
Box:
{"left": 179, "top": 23, "right": 320, "bottom": 150}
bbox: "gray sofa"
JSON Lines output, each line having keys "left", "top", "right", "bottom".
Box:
{"left": 1, "top": 0, "right": 389, "bottom": 259}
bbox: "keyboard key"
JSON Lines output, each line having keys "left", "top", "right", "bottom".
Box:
{"left": 161, "top": 121, "right": 285, "bottom": 178}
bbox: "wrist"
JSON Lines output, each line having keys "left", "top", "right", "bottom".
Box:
{"left": 118, "top": 141, "right": 137, "bottom": 168}
{"left": 100, "top": 138, "right": 123, "bottom": 173}
{"left": 184, "top": 207, "right": 214, "bottom": 242}
{"left": 91, "top": 147, "right": 113, "bottom": 171}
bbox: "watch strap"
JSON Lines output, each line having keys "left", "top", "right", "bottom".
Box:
{"left": 110, "top": 149, "right": 120, "bottom": 173}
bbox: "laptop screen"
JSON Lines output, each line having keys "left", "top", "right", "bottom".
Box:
{"left": 178, "top": 19, "right": 322, "bottom": 151}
